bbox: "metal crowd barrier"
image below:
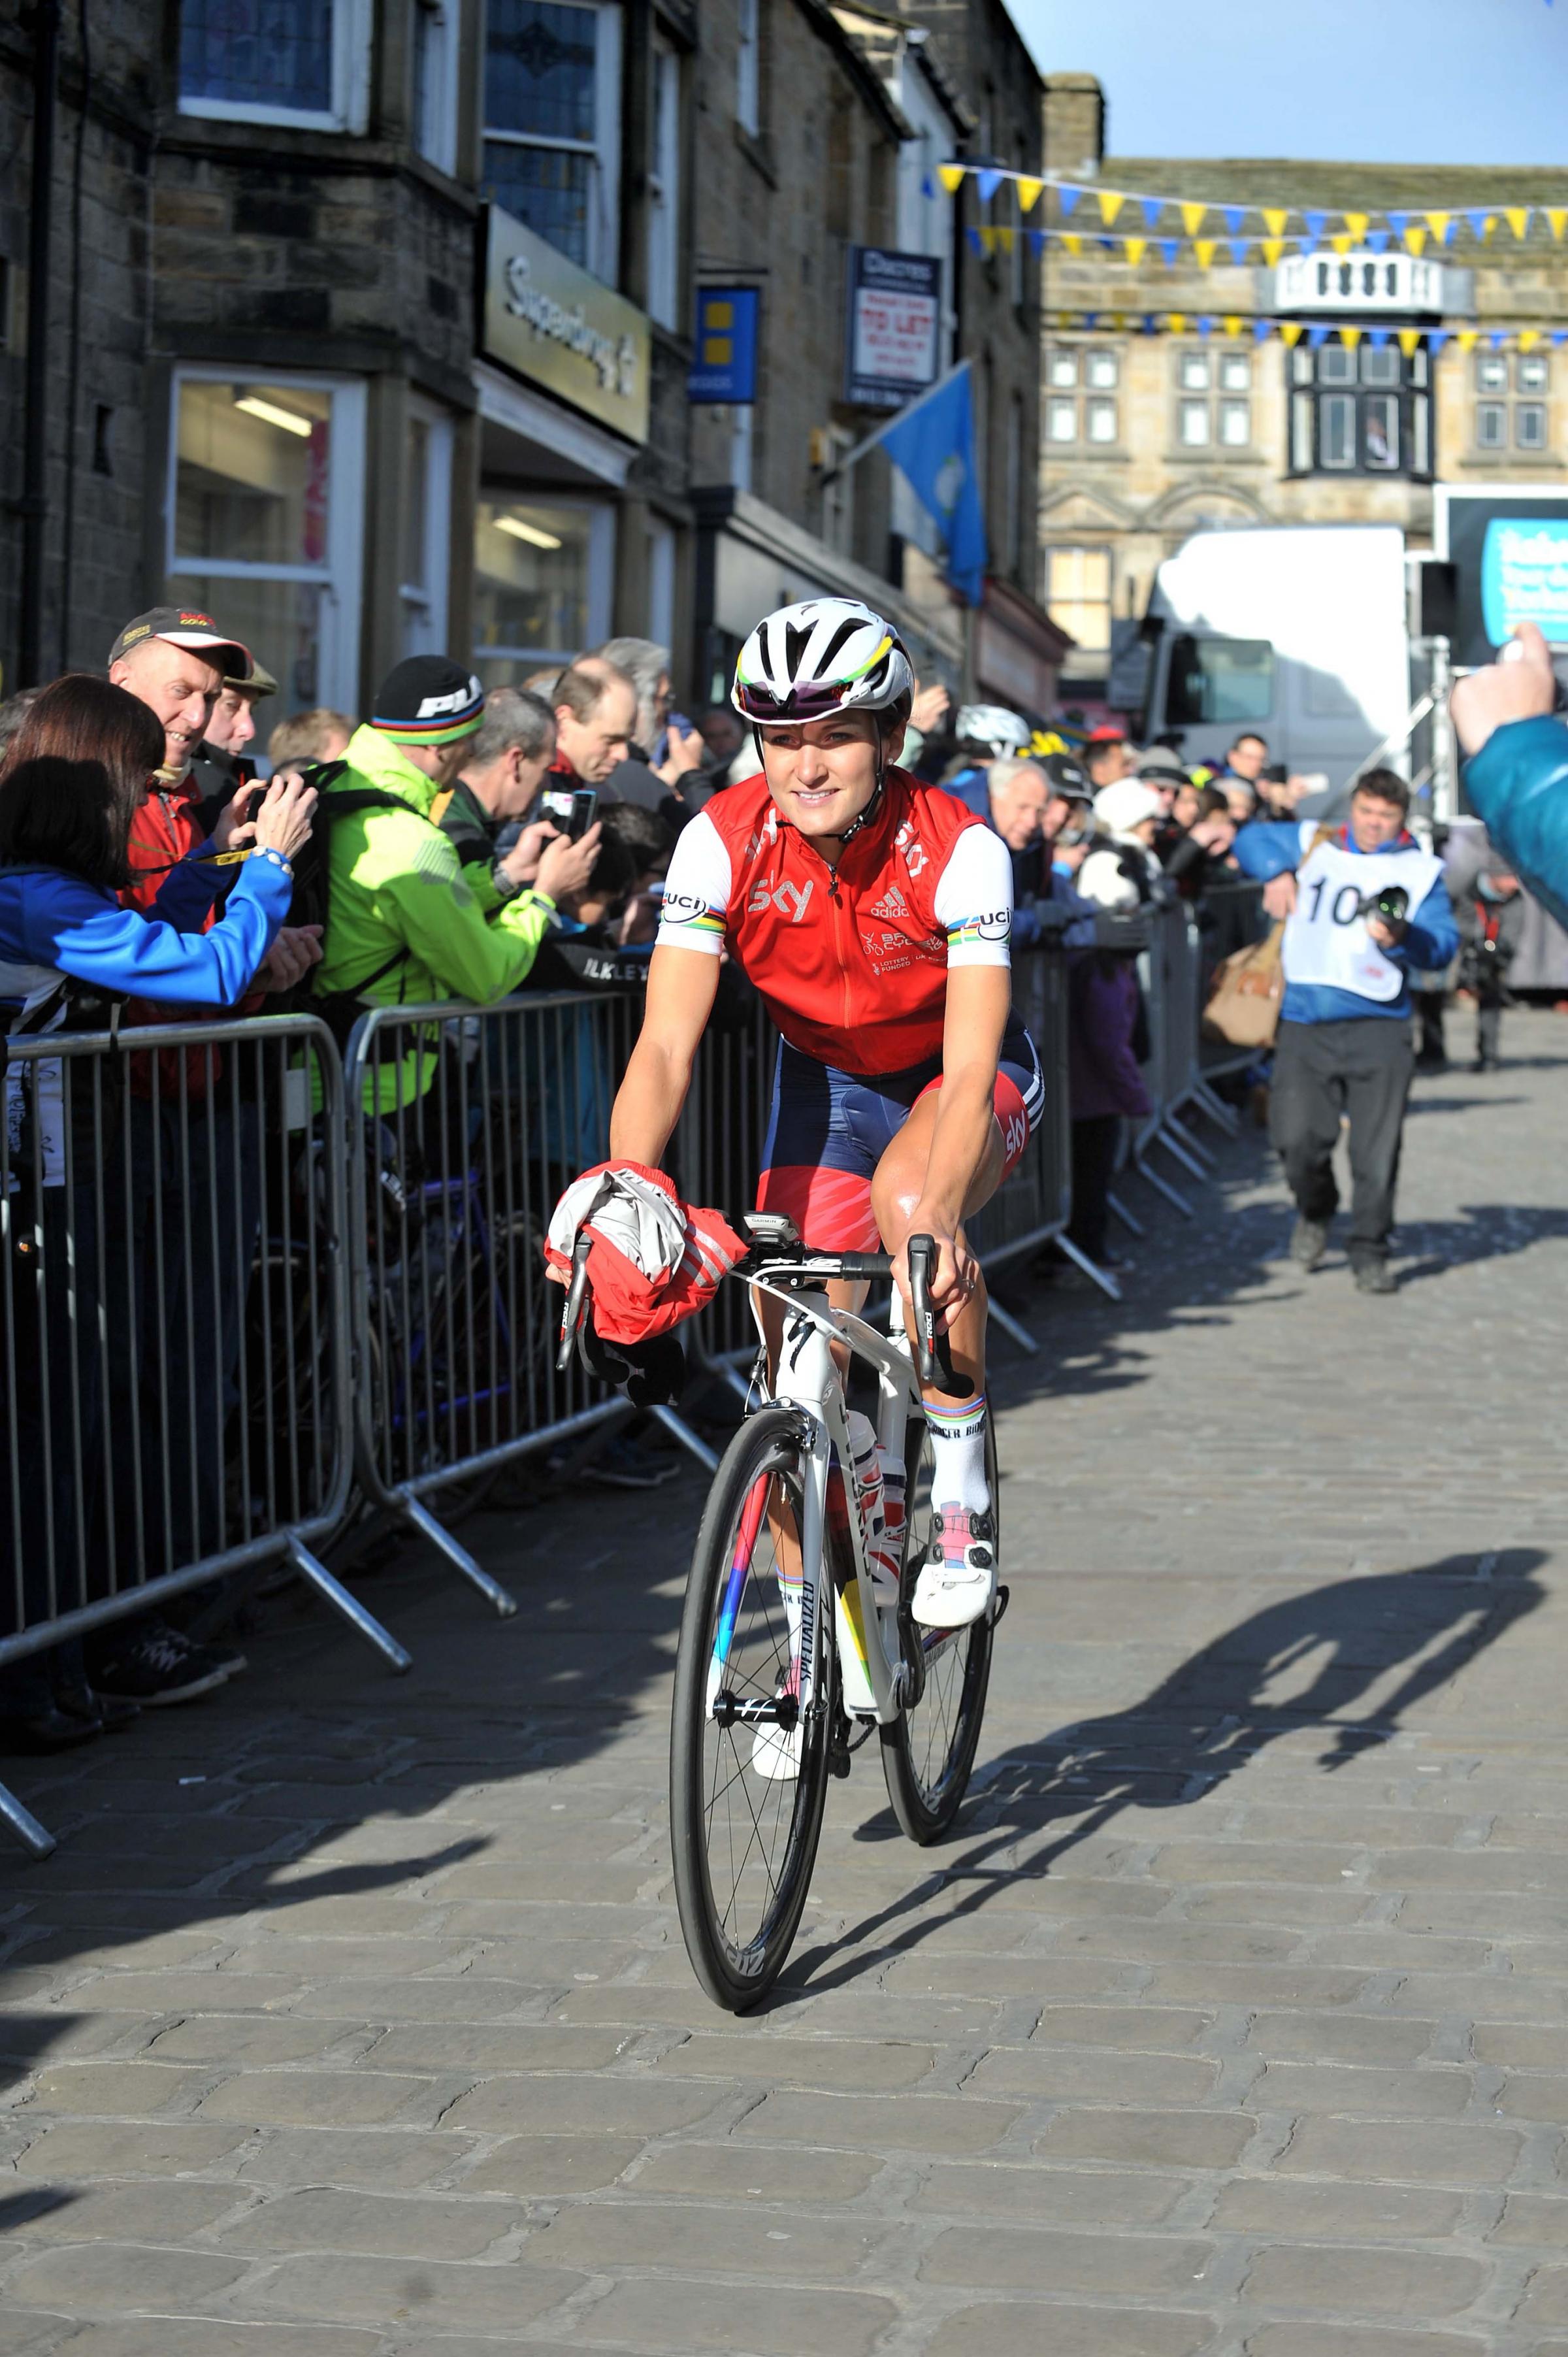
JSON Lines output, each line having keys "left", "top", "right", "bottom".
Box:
{"left": 1, "top": 904, "right": 1239, "bottom": 1854}
{"left": 0, "top": 1014, "right": 399, "bottom": 1860}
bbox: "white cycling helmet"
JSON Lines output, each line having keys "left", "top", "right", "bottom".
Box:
{"left": 732, "top": 598, "right": 915, "bottom": 729}
{"left": 955, "top": 703, "right": 1031, "bottom": 759}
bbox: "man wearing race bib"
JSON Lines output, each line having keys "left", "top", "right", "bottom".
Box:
{"left": 1234, "top": 768, "right": 1458, "bottom": 1294}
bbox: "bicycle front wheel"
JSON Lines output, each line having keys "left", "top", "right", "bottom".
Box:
{"left": 670, "top": 1407, "right": 836, "bottom": 2011}
{"left": 880, "top": 1419, "right": 998, "bottom": 1843}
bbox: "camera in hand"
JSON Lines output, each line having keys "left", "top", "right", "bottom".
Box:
{"left": 1357, "top": 883, "right": 1409, "bottom": 929}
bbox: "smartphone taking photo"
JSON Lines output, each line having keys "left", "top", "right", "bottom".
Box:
{"left": 540, "top": 787, "right": 598, "bottom": 840}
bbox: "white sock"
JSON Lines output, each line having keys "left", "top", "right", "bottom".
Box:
{"left": 925, "top": 1392, "right": 989, "bottom": 1517}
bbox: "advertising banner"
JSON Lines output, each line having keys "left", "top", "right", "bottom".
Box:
{"left": 482, "top": 206, "right": 651, "bottom": 445}
{"left": 845, "top": 248, "right": 942, "bottom": 408}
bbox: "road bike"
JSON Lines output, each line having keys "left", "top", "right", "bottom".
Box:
{"left": 560, "top": 1215, "right": 1005, "bottom": 2010}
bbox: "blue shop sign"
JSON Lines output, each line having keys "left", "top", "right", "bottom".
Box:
{"left": 689, "top": 288, "right": 759, "bottom": 404}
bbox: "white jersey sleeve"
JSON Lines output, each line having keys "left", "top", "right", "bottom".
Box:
{"left": 653, "top": 810, "right": 732, "bottom": 957}
{"left": 932, "top": 823, "right": 1013, "bottom": 968}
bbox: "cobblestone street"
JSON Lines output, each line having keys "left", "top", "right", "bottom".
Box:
{"left": 2, "top": 1008, "right": 1567, "bottom": 2357}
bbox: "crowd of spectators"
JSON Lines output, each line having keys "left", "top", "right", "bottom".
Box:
{"left": 0, "top": 606, "right": 1514, "bottom": 1751}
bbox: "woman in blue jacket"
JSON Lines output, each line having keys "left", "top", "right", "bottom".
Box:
{"left": 0, "top": 673, "right": 314, "bottom": 1753}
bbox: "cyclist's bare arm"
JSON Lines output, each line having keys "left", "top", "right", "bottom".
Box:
{"left": 883, "top": 962, "right": 1009, "bottom": 1319}
{"left": 608, "top": 942, "right": 721, "bottom": 1166}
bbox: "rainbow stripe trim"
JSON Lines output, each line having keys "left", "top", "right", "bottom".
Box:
{"left": 946, "top": 917, "right": 988, "bottom": 947}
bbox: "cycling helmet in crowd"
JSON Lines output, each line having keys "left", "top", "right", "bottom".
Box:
{"left": 955, "top": 704, "right": 1031, "bottom": 759}
{"left": 732, "top": 599, "right": 914, "bottom": 729}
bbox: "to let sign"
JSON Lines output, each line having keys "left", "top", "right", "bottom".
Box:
{"left": 845, "top": 248, "right": 941, "bottom": 409}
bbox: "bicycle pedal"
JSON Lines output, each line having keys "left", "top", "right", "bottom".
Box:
{"left": 988, "top": 1583, "right": 1011, "bottom": 1629}
{"left": 828, "top": 1739, "right": 853, "bottom": 1779}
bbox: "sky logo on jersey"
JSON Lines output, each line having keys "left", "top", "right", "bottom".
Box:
{"left": 747, "top": 878, "right": 814, "bottom": 921}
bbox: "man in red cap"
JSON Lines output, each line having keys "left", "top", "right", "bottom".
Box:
{"left": 1084, "top": 722, "right": 1132, "bottom": 794}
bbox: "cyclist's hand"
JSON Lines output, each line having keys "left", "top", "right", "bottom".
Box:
{"left": 894, "top": 1212, "right": 978, "bottom": 1332}
{"left": 1262, "top": 870, "right": 1297, "bottom": 921}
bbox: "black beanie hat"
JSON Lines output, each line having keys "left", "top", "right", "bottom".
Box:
{"left": 370, "top": 656, "right": 485, "bottom": 746}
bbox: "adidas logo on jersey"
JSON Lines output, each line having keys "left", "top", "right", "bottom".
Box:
{"left": 866, "top": 883, "right": 910, "bottom": 923}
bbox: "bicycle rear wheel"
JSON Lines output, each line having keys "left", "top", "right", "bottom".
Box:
{"left": 880, "top": 1419, "right": 997, "bottom": 1843}
{"left": 670, "top": 1407, "right": 836, "bottom": 2011}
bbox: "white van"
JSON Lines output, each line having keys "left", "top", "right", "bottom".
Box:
{"left": 1119, "top": 523, "right": 1413, "bottom": 800}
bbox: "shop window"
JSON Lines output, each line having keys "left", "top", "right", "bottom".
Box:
{"left": 646, "top": 39, "right": 681, "bottom": 330}
{"left": 1288, "top": 339, "right": 1431, "bottom": 480}
{"left": 168, "top": 372, "right": 365, "bottom": 723}
{"left": 413, "top": 0, "right": 459, "bottom": 174}
{"left": 473, "top": 497, "right": 613, "bottom": 680}
{"left": 178, "top": 0, "right": 372, "bottom": 129}
{"left": 1473, "top": 351, "right": 1553, "bottom": 455}
{"left": 400, "top": 403, "right": 453, "bottom": 657}
{"left": 1045, "top": 545, "right": 1111, "bottom": 657}
{"left": 483, "top": 0, "right": 622, "bottom": 282}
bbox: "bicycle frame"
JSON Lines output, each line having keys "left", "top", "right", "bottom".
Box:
{"left": 745, "top": 1268, "right": 949, "bottom": 1728}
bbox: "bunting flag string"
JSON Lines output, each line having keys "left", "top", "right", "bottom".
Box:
{"left": 1031, "top": 303, "right": 1568, "bottom": 354}
{"left": 938, "top": 159, "right": 1568, "bottom": 246}
{"left": 1002, "top": 221, "right": 1568, "bottom": 279}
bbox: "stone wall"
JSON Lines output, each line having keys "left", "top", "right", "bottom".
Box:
{"left": 0, "top": 12, "right": 156, "bottom": 687}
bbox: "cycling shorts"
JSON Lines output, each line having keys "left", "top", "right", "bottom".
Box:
{"left": 757, "top": 1021, "right": 1043, "bottom": 1252}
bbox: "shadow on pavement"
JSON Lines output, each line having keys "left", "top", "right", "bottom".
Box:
{"left": 781, "top": 1547, "right": 1547, "bottom": 1998}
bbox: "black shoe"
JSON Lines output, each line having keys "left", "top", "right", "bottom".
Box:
{"left": 90, "top": 1621, "right": 229, "bottom": 1706}
{"left": 0, "top": 1705, "right": 105, "bottom": 1755}
{"left": 583, "top": 1436, "right": 680, "bottom": 1490}
{"left": 1414, "top": 1052, "right": 1448, "bottom": 1074}
{"left": 1353, "top": 1261, "right": 1397, "bottom": 1296}
{"left": 54, "top": 1683, "right": 140, "bottom": 1734}
{"left": 1290, "top": 1216, "right": 1330, "bottom": 1272}
{"left": 194, "top": 1640, "right": 248, "bottom": 1679}
{"left": 1471, "top": 1056, "right": 1499, "bottom": 1074}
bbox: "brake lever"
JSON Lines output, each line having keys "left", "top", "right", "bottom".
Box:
{"left": 557, "top": 1230, "right": 592, "bottom": 1371}
{"left": 906, "top": 1233, "right": 972, "bottom": 1398}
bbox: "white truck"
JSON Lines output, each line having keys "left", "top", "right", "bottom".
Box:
{"left": 1117, "top": 497, "right": 1568, "bottom": 815}
{"left": 1114, "top": 504, "right": 1568, "bottom": 983}
{"left": 1113, "top": 523, "right": 1415, "bottom": 808}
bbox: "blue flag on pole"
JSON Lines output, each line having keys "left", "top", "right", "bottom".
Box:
{"left": 879, "top": 364, "right": 988, "bottom": 606}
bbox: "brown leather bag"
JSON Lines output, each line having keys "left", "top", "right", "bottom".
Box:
{"left": 1203, "top": 922, "right": 1285, "bottom": 1047}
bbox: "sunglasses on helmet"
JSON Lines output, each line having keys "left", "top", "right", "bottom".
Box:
{"left": 733, "top": 679, "right": 864, "bottom": 725}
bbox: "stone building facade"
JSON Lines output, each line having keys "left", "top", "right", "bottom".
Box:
{"left": 1038, "top": 72, "right": 1568, "bottom": 693}
{"left": 1, "top": 0, "right": 1058, "bottom": 720}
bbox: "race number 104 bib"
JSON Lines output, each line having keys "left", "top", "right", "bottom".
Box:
{"left": 1281, "top": 834, "right": 1442, "bottom": 1003}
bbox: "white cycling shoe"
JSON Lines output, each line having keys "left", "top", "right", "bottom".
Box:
{"left": 911, "top": 1504, "right": 998, "bottom": 1630}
